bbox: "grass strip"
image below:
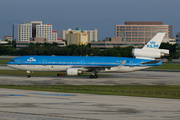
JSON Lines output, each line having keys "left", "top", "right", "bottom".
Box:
{"left": 0, "top": 85, "right": 180, "bottom": 99}
{"left": 148, "top": 63, "right": 180, "bottom": 70}
{"left": 0, "top": 59, "right": 10, "bottom": 65}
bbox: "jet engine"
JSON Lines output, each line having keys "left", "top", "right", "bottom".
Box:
{"left": 66, "top": 68, "right": 83, "bottom": 75}
{"left": 132, "top": 48, "right": 169, "bottom": 59}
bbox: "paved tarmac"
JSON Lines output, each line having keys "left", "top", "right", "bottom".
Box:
{"left": 0, "top": 88, "right": 180, "bottom": 120}
{"left": 0, "top": 69, "right": 180, "bottom": 85}
{"left": 1, "top": 65, "right": 180, "bottom": 85}
{"left": 1, "top": 66, "right": 180, "bottom": 119}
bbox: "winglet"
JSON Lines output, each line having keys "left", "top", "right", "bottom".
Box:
{"left": 118, "top": 60, "right": 126, "bottom": 67}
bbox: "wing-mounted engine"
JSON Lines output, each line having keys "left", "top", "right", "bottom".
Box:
{"left": 132, "top": 48, "right": 169, "bottom": 59}
{"left": 66, "top": 68, "right": 83, "bottom": 75}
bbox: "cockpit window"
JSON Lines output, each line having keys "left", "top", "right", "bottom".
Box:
{"left": 11, "top": 60, "right": 15, "bottom": 62}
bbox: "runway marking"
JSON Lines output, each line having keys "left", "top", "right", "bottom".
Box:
{"left": 0, "top": 111, "right": 101, "bottom": 120}
{"left": 2, "top": 94, "right": 25, "bottom": 96}
{"left": 28, "top": 92, "right": 72, "bottom": 96}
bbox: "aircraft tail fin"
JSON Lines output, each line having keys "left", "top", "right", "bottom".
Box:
{"left": 132, "top": 32, "right": 169, "bottom": 60}
{"left": 142, "top": 32, "right": 166, "bottom": 49}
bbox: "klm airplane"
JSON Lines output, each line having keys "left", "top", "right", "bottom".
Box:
{"left": 7, "top": 33, "right": 169, "bottom": 78}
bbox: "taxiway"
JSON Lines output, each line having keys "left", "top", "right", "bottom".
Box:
{"left": 0, "top": 88, "right": 180, "bottom": 120}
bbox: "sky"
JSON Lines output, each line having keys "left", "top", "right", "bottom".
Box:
{"left": 0, "top": 0, "right": 179, "bottom": 41}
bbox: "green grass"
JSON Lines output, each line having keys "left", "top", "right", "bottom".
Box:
{"left": 0, "top": 85, "right": 180, "bottom": 99}
{"left": 149, "top": 63, "right": 180, "bottom": 70}
{"left": 0, "top": 59, "right": 10, "bottom": 65}
{"left": 0, "top": 70, "right": 109, "bottom": 77}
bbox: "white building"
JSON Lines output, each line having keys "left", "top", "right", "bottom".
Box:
{"left": 13, "top": 21, "right": 57, "bottom": 42}
{"left": 3, "top": 36, "right": 13, "bottom": 41}
{"left": 176, "top": 32, "right": 180, "bottom": 47}
{"left": 60, "top": 28, "right": 97, "bottom": 43}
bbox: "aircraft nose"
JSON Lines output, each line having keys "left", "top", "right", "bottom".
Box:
{"left": 6, "top": 59, "right": 15, "bottom": 65}
{"left": 6, "top": 61, "right": 11, "bottom": 65}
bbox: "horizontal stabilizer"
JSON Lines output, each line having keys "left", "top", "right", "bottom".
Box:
{"left": 141, "top": 60, "right": 161, "bottom": 64}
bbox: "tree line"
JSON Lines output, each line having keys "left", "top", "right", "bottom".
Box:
{"left": 0, "top": 41, "right": 179, "bottom": 59}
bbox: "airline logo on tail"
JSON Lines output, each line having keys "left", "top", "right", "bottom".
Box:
{"left": 146, "top": 41, "right": 159, "bottom": 48}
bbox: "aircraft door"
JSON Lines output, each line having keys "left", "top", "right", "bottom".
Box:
{"left": 130, "top": 61, "right": 134, "bottom": 67}
{"left": 81, "top": 60, "right": 85, "bottom": 65}
{"left": 18, "top": 59, "right": 21, "bottom": 65}
{"left": 43, "top": 59, "right": 47, "bottom": 66}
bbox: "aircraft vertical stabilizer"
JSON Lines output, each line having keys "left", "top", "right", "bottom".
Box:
{"left": 132, "top": 32, "right": 169, "bottom": 60}
{"left": 142, "top": 32, "right": 166, "bottom": 49}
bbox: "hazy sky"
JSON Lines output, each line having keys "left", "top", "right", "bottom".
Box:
{"left": 0, "top": 0, "right": 179, "bottom": 40}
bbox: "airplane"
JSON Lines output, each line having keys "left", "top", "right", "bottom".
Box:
{"left": 7, "top": 32, "right": 169, "bottom": 78}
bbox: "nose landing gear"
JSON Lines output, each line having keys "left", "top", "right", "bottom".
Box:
{"left": 27, "top": 71, "right": 31, "bottom": 78}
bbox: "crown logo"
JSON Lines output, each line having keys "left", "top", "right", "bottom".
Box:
{"left": 27, "top": 57, "right": 36, "bottom": 62}
{"left": 150, "top": 41, "right": 156, "bottom": 44}
{"left": 147, "top": 41, "right": 159, "bottom": 48}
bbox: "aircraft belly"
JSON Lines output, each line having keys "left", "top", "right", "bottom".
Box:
{"left": 102, "top": 66, "right": 150, "bottom": 73}
{"left": 7, "top": 65, "right": 69, "bottom": 72}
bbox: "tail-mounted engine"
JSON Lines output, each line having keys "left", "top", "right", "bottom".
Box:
{"left": 132, "top": 48, "right": 169, "bottom": 59}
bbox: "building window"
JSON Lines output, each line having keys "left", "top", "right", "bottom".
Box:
{"left": 132, "top": 29, "right": 137, "bottom": 31}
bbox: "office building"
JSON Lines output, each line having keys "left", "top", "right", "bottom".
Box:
{"left": 60, "top": 28, "right": 97, "bottom": 43}
{"left": 16, "top": 38, "right": 65, "bottom": 49}
{"left": 176, "top": 32, "right": 180, "bottom": 47}
{"left": 91, "top": 37, "right": 144, "bottom": 49}
{"left": 13, "top": 21, "right": 57, "bottom": 42}
{"left": 67, "top": 31, "right": 88, "bottom": 45}
{"left": 115, "top": 22, "right": 172, "bottom": 43}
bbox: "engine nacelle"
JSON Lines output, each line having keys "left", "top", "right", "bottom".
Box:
{"left": 66, "top": 68, "right": 82, "bottom": 76}
{"left": 132, "top": 48, "right": 169, "bottom": 59}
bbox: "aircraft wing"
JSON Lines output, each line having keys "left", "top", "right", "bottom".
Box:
{"left": 71, "top": 60, "right": 126, "bottom": 71}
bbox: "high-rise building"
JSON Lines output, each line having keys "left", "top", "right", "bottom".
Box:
{"left": 60, "top": 28, "right": 97, "bottom": 43}
{"left": 176, "top": 32, "right": 180, "bottom": 47}
{"left": 67, "top": 31, "right": 88, "bottom": 45}
{"left": 13, "top": 21, "right": 57, "bottom": 42}
{"left": 115, "top": 22, "right": 172, "bottom": 43}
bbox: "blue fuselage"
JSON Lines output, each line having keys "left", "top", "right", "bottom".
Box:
{"left": 7, "top": 56, "right": 161, "bottom": 67}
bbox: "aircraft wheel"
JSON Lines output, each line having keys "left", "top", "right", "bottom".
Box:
{"left": 94, "top": 75, "right": 98, "bottom": 79}
{"left": 89, "top": 75, "right": 94, "bottom": 79}
{"left": 27, "top": 75, "right": 31, "bottom": 78}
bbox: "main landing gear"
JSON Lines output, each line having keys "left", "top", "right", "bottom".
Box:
{"left": 89, "top": 69, "right": 99, "bottom": 79}
{"left": 89, "top": 74, "right": 98, "bottom": 79}
{"left": 27, "top": 71, "right": 31, "bottom": 78}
